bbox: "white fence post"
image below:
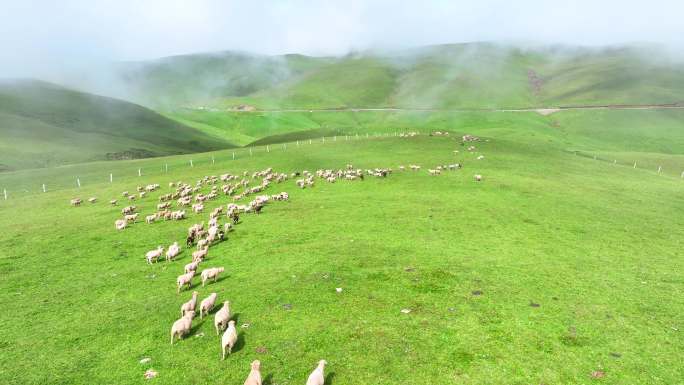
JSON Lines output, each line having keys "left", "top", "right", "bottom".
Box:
{"left": 110, "top": 173, "right": 113, "bottom": 182}
{"left": 334, "top": 136, "right": 336, "bottom": 141}
{"left": 77, "top": 178, "right": 81, "bottom": 188}
{"left": 249, "top": 148, "right": 253, "bottom": 156}
{"left": 296, "top": 140, "right": 300, "bottom": 147}
{"left": 681, "top": 171, "right": 684, "bottom": 178}
{"left": 634, "top": 162, "right": 637, "bottom": 168}
{"left": 309, "top": 139, "right": 312, "bottom": 145}
{"left": 266, "top": 145, "right": 270, "bottom": 153}
{"left": 42, "top": 184, "right": 46, "bottom": 193}
{"left": 284, "top": 143, "right": 287, "bottom": 150}
{"left": 165, "top": 164, "right": 168, "bottom": 173}
{"left": 138, "top": 168, "right": 141, "bottom": 177}
{"left": 658, "top": 166, "right": 662, "bottom": 174}
{"left": 232, "top": 152, "right": 235, "bottom": 160}
{"left": 322, "top": 137, "right": 326, "bottom": 143}
{"left": 3, "top": 189, "right": 6, "bottom": 200}
{"left": 212, "top": 156, "right": 215, "bottom": 164}
{"left": 190, "top": 159, "right": 193, "bottom": 167}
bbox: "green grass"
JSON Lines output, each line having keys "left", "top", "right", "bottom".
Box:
{"left": 2, "top": 126, "right": 684, "bottom": 384}
{"left": 0, "top": 80, "right": 233, "bottom": 171}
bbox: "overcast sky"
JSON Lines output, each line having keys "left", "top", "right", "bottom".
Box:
{"left": 1, "top": 0, "right": 683, "bottom": 78}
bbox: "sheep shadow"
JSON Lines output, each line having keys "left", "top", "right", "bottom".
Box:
{"left": 230, "top": 312, "right": 241, "bottom": 324}
{"left": 325, "top": 372, "right": 336, "bottom": 385}
{"left": 263, "top": 374, "right": 274, "bottom": 385}
{"left": 232, "top": 332, "right": 246, "bottom": 353}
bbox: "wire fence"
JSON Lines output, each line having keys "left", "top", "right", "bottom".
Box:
{"left": 0, "top": 132, "right": 414, "bottom": 200}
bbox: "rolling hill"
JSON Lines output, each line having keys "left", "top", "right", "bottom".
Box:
{"left": 0, "top": 79, "right": 233, "bottom": 171}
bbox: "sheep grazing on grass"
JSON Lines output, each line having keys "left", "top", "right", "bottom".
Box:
{"left": 221, "top": 320, "right": 238, "bottom": 360}
{"left": 177, "top": 271, "right": 195, "bottom": 293}
{"left": 214, "top": 301, "right": 231, "bottom": 335}
{"left": 199, "top": 292, "right": 218, "bottom": 319}
{"left": 110, "top": 199, "right": 117, "bottom": 205}
{"left": 243, "top": 360, "right": 262, "bottom": 385}
{"left": 145, "top": 214, "right": 157, "bottom": 224}
{"left": 477, "top": 155, "right": 484, "bottom": 160}
{"left": 201, "top": 267, "right": 225, "bottom": 287}
{"left": 474, "top": 174, "right": 483, "bottom": 182}
{"left": 170, "top": 310, "right": 195, "bottom": 344}
{"left": 196, "top": 238, "right": 209, "bottom": 250}
{"left": 184, "top": 260, "right": 200, "bottom": 274}
{"left": 88, "top": 197, "right": 97, "bottom": 204}
{"left": 171, "top": 210, "right": 186, "bottom": 220}
{"left": 121, "top": 205, "right": 136, "bottom": 215}
{"left": 306, "top": 360, "right": 327, "bottom": 385}
{"left": 70, "top": 198, "right": 82, "bottom": 206}
{"left": 223, "top": 223, "right": 233, "bottom": 233}
{"left": 180, "top": 291, "right": 198, "bottom": 316}
{"left": 122, "top": 191, "right": 129, "bottom": 197}
{"left": 145, "top": 246, "right": 164, "bottom": 264}
{"left": 115, "top": 219, "right": 127, "bottom": 230}
{"left": 166, "top": 242, "right": 181, "bottom": 261}
{"left": 428, "top": 169, "right": 441, "bottom": 176}
{"left": 124, "top": 213, "right": 139, "bottom": 223}
{"left": 192, "top": 247, "right": 208, "bottom": 263}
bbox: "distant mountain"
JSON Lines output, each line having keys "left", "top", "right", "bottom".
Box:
{"left": 0, "top": 79, "right": 233, "bottom": 171}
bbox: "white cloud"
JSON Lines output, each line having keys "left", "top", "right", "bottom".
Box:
{"left": 1, "top": 0, "right": 682, "bottom": 78}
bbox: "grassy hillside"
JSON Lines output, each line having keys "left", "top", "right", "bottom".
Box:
{"left": 240, "top": 44, "right": 684, "bottom": 109}
{"left": 114, "top": 52, "right": 332, "bottom": 107}
{"left": 0, "top": 80, "right": 233, "bottom": 171}
{"left": 1, "top": 129, "right": 683, "bottom": 384}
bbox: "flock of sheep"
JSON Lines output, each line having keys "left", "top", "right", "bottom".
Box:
{"left": 67, "top": 133, "right": 485, "bottom": 383}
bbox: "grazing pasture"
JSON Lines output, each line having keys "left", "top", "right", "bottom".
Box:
{"left": 1, "top": 131, "right": 683, "bottom": 384}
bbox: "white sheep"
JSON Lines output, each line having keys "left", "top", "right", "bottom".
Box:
{"left": 474, "top": 174, "right": 483, "bottom": 181}
{"left": 243, "top": 360, "right": 262, "bottom": 385}
{"left": 170, "top": 310, "right": 195, "bottom": 344}
{"left": 145, "top": 214, "right": 157, "bottom": 224}
{"left": 70, "top": 198, "right": 82, "bottom": 206}
{"left": 221, "top": 320, "right": 238, "bottom": 359}
{"left": 115, "top": 219, "right": 127, "bottom": 230}
{"left": 201, "top": 267, "right": 225, "bottom": 286}
{"left": 124, "top": 213, "right": 139, "bottom": 223}
{"left": 306, "top": 360, "right": 327, "bottom": 385}
{"left": 145, "top": 246, "right": 164, "bottom": 264}
{"left": 166, "top": 242, "right": 181, "bottom": 261}
{"left": 110, "top": 199, "right": 117, "bottom": 205}
{"left": 88, "top": 197, "right": 97, "bottom": 203}
{"left": 180, "top": 291, "right": 198, "bottom": 316}
{"left": 199, "top": 292, "right": 218, "bottom": 319}
{"left": 177, "top": 271, "right": 195, "bottom": 293}
{"left": 192, "top": 247, "right": 208, "bottom": 262}
{"left": 184, "top": 261, "right": 200, "bottom": 274}
{"left": 214, "top": 301, "right": 231, "bottom": 335}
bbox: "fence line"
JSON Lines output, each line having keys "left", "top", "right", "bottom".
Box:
{"left": 0, "top": 131, "right": 400, "bottom": 198}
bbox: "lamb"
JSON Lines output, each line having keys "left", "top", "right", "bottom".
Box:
{"left": 115, "top": 219, "right": 127, "bottom": 230}
{"left": 88, "top": 197, "right": 97, "bottom": 203}
{"left": 201, "top": 267, "right": 225, "bottom": 286}
{"left": 166, "top": 242, "right": 181, "bottom": 261}
{"left": 474, "top": 174, "right": 483, "bottom": 181}
{"left": 214, "top": 301, "right": 231, "bottom": 335}
{"left": 110, "top": 199, "right": 117, "bottom": 205}
{"left": 121, "top": 205, "right": 136, "bottom": 215}
{"left": 180, "top": 291, "right": 198, "bottom": 316}
{"left": 70, "top": 198, "right": 82, "bottom": 206}
{"left": 145, "top": 246, "right": 164, "bottom": 264}
{"left": 170, "top": 310, "right": 195, "bottom": 344}
{"left": 221, "top": 320, "right": 238, "bottom": 359}
{"left": 184, "top": 260, "right": 200, "bottom": 274}
{"left": 177, "top": 271, "right": 195, "bottom": 293}
{"left": 199, "top": 292, "right": 218, "bottom": 319}
{"left": 224, "top": 222, "right": 233, "bottom": 233}
{"left": 145, "top": 214, "right": 157, "bottom": 224}
{"left": 305, "top": 360, "right": 327, "bottom": 385}
{"left": 243, "top": 360, "right": 262, "bottom": 385}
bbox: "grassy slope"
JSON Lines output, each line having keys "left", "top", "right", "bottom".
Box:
{"left": 0, "top": 80, "right": 233, "bottom": 171}
{"left": 1, "top": 130, "right": 683, "bottom": 384}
